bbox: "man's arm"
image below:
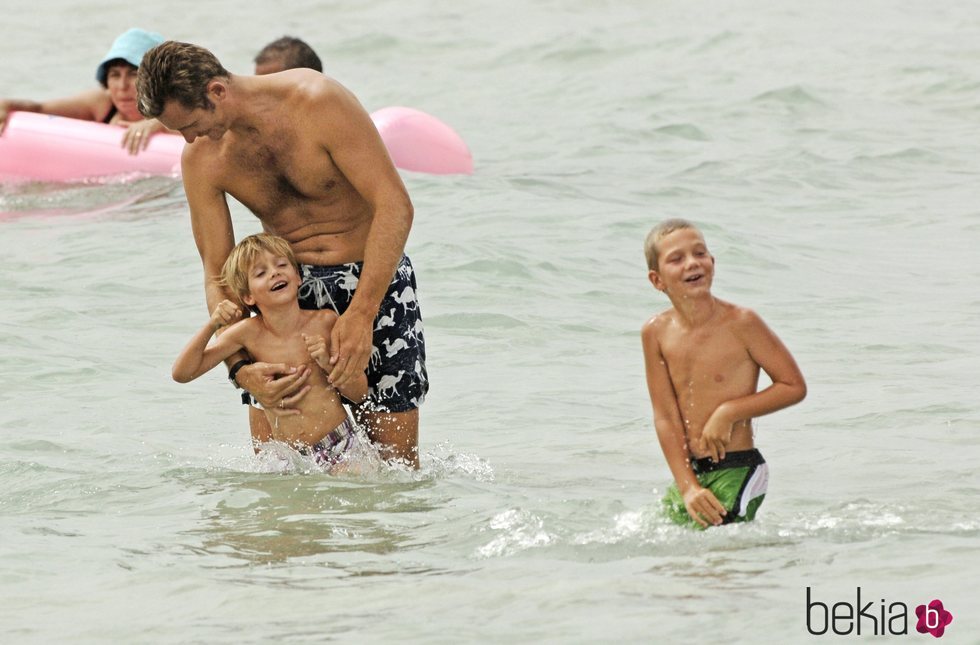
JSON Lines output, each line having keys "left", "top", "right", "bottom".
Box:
{"left": 182, "top": 146, "right": 237, "bottom": 317}
{"left": 315, "top": 82, "right": 414, "bottom": 387}
{"left": 642, "top": 320, "right": 727, "bottom": 528}
{"left": 699, "top": 309, "right": 807, "bottom": 460}
{"left": 181, "top": 145, "right": 311, "bottom": 411}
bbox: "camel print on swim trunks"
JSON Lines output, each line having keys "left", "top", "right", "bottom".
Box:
{"left": 297, "top": 255, "right": 429, "bottom": 413}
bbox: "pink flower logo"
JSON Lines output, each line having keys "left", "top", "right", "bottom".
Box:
{"left": 915, "top": 599, "right": 953, "bottom": 638}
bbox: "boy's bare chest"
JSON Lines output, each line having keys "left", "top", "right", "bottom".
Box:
{"left": 660, "top": 327, "right": 750, "bottom": 387}
{"left": 246, "top": 320, "right": 322, "bottom": 370}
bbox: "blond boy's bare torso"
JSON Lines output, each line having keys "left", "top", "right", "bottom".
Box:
{"left": 233, "top": 310, "right": 347, "bottom": 447}
{"left": 649, "top": 299, "right": 760, "bottom": 458}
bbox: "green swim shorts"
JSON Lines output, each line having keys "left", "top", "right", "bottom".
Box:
{"left": 662, "top": 449, "right": 769, "bottom": 529}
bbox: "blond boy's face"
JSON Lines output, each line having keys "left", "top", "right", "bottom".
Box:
{"left": 648, "top": 228, "right": 715, "bottom": 296}
{"left": 242, "top": 250, "right": 299, "bottom": 308}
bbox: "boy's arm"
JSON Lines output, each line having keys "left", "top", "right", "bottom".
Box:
{"left": 642, "top": 320, "right": 727, "bottom": 528}
{"left": 700, "top": 309, "right": 808, "bottom": 461}
{"left": 172, "top": 304, "right": 248, "bottom": 383}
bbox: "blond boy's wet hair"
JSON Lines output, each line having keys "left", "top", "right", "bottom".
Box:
{"left": 220, "top": 233, "right": 300, "bottom": 308}
{"left": 643, "top": 218, "right": 699, "bottom": 270}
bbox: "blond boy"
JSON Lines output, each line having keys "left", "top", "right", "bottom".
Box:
{"left": 641, "top": 219, "right": 806, "bottom": 528}
{"left": 173, "top": 233, "right": 374, "bottom": 470}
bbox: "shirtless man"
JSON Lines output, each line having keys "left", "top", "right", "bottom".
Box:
{"left": 137, "top": 41, "right": 427, "bottom": 466}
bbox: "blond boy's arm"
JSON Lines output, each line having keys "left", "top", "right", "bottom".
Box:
{"left": 173, "top": 312, "right": 248, "bottom": 384}
{"left": 700, "top": 309, "right": 807, "bottom": 461}
{"left": 642, "top": 320, "right": 727, "bottom": 528}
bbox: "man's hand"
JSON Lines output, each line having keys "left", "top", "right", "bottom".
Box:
{"left": 699, "top": 404, "right": 734, "bottom": 463}
{"left": 683, "top": 486, "right": 727, "bottom": 528}
{"left": 235, "top": 361, "right": 312, "bottom": 416}
{"left": 328, "top": 309, "right": 374, "bottom": 388}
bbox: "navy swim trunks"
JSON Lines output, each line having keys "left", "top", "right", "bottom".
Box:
{"left": 297, "top": 255, "right": 428, "bottom": 413}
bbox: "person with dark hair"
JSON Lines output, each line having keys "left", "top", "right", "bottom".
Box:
{"left": 254, "top": 36, "right": 323, "bottom": 74}
{"left": 138, "top": 41, "right": 427, "bottom": 468}
{"left": 0, "top": 28, "right": 171, "bottom": 154}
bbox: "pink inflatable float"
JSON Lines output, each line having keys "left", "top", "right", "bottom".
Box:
{"left": 0, "top": 113, "right": 183, "bottom": 182}
{"left": 372, "top": 107, "right": 473, "bottom": 176}
{"left": 0, "top": 107, "right": 472, "bottom": 183}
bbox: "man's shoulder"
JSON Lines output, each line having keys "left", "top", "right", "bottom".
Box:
{"left": 180, "top": 136, "right": 231, "bottom": 190}
{"left": 181, "top": 136, "right": 223, "bottom": 165}
{"left": 269, "top": 69, "right": 348, "bottom": 105}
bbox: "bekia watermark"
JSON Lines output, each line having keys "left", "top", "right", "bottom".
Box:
{"left": 806, "top": 587, "right": 953, "bottom": 637}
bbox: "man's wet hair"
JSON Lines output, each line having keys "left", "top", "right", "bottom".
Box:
{"left": 137, "top": 41, "right": 230, "bottom": 118}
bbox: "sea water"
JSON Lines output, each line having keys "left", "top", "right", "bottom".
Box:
{"left": 1, "top": 1, "right": 978, "bottom": 642}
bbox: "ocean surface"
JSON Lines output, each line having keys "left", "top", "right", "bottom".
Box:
{"left": 2, "top": 1, "right": 979, "bottom": 642}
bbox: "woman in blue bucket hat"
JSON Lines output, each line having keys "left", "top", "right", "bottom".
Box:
{"left": 0, "top": 28, "right": 171, "bottom": 155}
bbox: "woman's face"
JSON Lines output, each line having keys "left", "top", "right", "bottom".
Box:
{"left": 105, "top": 62, "right": 141, "bottom": 121}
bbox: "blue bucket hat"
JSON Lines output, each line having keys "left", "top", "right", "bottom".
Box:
{"left": 95, "top": 28, "right": 165, "bottom": 86}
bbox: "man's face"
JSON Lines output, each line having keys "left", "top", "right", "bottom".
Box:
{"left": 158, "top": 100, "right": 223, "bottom": 144}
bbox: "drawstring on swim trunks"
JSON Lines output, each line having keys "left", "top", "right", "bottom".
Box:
{"left": 298, "top": 266, "right": 341, "bottom": 314}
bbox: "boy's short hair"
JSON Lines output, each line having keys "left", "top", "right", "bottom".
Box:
{"left": 220, "top": 233, "right": 300, "bottom": 308}
{"left": 644, "top": 218, "right": 699, "bottom": 270}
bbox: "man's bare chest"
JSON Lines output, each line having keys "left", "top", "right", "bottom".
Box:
{"left": 221, "top": 139, "right": 343, "bottom": 216}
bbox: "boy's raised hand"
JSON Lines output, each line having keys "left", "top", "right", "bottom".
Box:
{"left": 210, "top": 300, "right": 242, "bottom": 333}
{"left": 303, "top": 333, "right": 330, "bottom": 370}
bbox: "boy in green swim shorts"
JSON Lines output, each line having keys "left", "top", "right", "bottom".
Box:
{"left": 641, "top": 219, "right": 807, "bottom": 528}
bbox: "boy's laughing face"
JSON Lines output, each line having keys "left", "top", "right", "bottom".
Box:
{"left": 243, "top": 250, "right": 299, "bottom": 309}
{"left": 648, "top": 228, "right": 715, "bottom": 296}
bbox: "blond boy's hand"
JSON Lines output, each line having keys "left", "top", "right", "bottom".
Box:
{"left": 683, "top": 486, "right": 727, "bottom": 528}
{"left": 303, "top": 333, "right": 330, "bottom": 371}
{"left": 210, "top": 300, "right": 242, "bottom": 333}
{"left": 699, "top": 405, "right": 734, "bottom": 463}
